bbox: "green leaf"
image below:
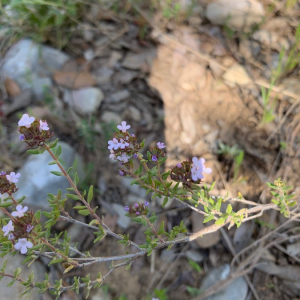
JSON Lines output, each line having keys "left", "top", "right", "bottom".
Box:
{"left": 48, "top": 161, "right": 57, "bottom": 165}
{"left": 34, "top": 210, "right": 41, "bottom": 221}
{"left": 50, "top": 171, "right": 64, "bottom": 176}
{"left": 0, "top": 202, "right": 13, "bottom": 208}
{"left": 215, "top": 217, "right": 225, "bottom": 225}
{"left": 49, "top": 138, "right": 59, "bottom": 148}
{"left": 87, "top": 185, "right": 93, "bottom": 204}
{"left": 48, "top": 258, "right": 64, "bottom": 266}
{"left": 27, "top": 149, "right": 40, "bottom": 155}
{"left": 226, "top": 204, "right": 232, "bottom": 214}
{"left": 55, "top": 145, "right": 62, "bottom": 158}
{"left": 78, "top": 209, "right": 91, "bottom": 216}
{"left": 158, "top": 221, "right": 165, "bottom": 235}
{"left": 74, "top": 173, "right": 79, "bottom": 186}
{"left": 203, "top": 214, "right": 214, "bottom": 223}
{"left": 162, "top": 196, "right": 168, "bottom": 208}
{"left": 66, "top": 194, "right": 80, "bottom": 200}
{"left": 188, "top": 258, "right": 202, "bottom": 273}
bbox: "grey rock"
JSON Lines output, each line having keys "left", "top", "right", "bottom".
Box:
{"left": 205, "top": 0, "right": 264, "bottom": 30}
{"left": 32, "top": 77, "right": 52, "bottom": 100}
{"left": 112, "top": 203, "right": 131, "bottom": 229}
{"left": 101, "top": 111, "right": 122, "bottom": 125}
{"left": 65, "top": 88, "right": 104, "bottom": 114}
{"left": 14, "top": 142, "right": 84, "bottom": 209}
{"left": 200, "top": 264, "right": 248, "bottom": 300}
{"left": 186, "top": 250, "right": 204, "bottom": 263}
{"left": 287, "top": 241, "right": 300, "bottom": 256}
{"left": 2, "top": 39, "right": 69, "bottom": 90}
{"left": 109, "top": 90, "right": 130, "bottom": 103}
{"left": 96, "top": 67, "right": 114, "bottom": 85}
{"left": 128, "top": 106, "right": 141, "bottom": 121}
{"left": 120, "top": 177, "right": 146, "bottom": 198}
{"left": 0, "top": 254, "right": 46, "bottom": 300}
{"left": 114, "top": 69, "right": 137, "bottom": 84}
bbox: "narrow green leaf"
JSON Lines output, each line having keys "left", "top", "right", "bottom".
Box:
{"left": 27, "top": 149, "right": 40, "bottom": 155}
{"left": 66, "top": 194, "right": 80, "bottom": 200}
{"left": 50, "top": 171, "right": 63, "bottom": 176}
{"left": 87, "top": 185, "right": 93, "bottom": 204}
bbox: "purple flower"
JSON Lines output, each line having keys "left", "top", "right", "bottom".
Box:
{"left": 0, "top": 171, "right": 6, "bottom": 176}
{"left": 18, "top": 114, "right": 35, "bottom": 128}
{"left": 8, "top": 233, "right": 15, "bottom": 240}
{"left": 131, "top": 134, "right": 135, "bottom": 137}
{"left": 12, "top": 205, "right": 28, "bottom": 218}
{"left": 191, "top": 157, "right": 212, "bottom": 181}
{"left": 39, "top": 120, "right": 49, "bottom": 132}
{"left": 19, "top": 134, "right": 25, "bottom": 141}
{"left": 152, "top": 155, "right": 158, "bottom": 162}
{"left": 26, "top": 224, "right": 34, "bottom": 233}
{"left": 157, "top": 142, "right": 165, "bottom": 149}
{"left": 119, "top": 139, "right": 129, "bottom": 149}
{"left": 117, "top": 121, "right": 131, "bottom": 133}
{"left": 134, "top": 203, "right": 139, "bottom": 208}
{"left": 108, "top": 138, "right": 120, "bottom": 150}
{"left": 133, "top": 153, "right": 138, "bottom": 158}
{"left": 6, "top": 172, "right": 21, "bottom": 184}
{"left": 176, "top": 163, "right": 182, "bottom": 168}
{"left": 14, "top": 238, "right": 33, "bottom": 254}
{"left": 117, "top": 153, "right": 131, "bottom": 163}
{"left": 136, "top": 212, "right": 140, "bottom": 215}
{"left": 119, "top": 170, "right": 124, "bottom": 176}
{"left": 124, "top": 206, "right": 129, "bottom": 212}
{"left": 144, "top": 201, "right": 149, "bottom": 207}
{"left": 2, "top": 220, "right": 14, "bottom": 236}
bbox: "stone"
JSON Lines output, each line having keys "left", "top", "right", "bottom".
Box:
{"left": 200, "top": 264, "right": 248, "bottom": 300}
{"left": 96, "top": 67, "right": 114, "bottom": 85}
{"left": 120, "top": 177, "right": 146, "bottom": 198}
{"left": 186, "top": 250, "right": 204, "bottom": 263}
{"left": 205, "top": 0, "right": 264, "bottom": 30}
{"left": 114, "top": 70, "right": 137, "bottom": 84}
{"left": 32, "top": 77, "right": 52, "bottom": 100}
{"left": 191, "top": 211, "right": 220, "bottom": 248}
{"left": 65, "top": 88, "right": 104, "bottom": 114}
{"left": 223, "top": 64, "right": 251, "bottom": 86}
{"left": 109, "top": 90, "right": 130, "bottom": 103}
{"left": 2, "top": 39, "right": 69, "bottom": 90}
{"left": 122, "top": 49, "right": 156, "bottom": 70}
{"left": 287, "top": 241, "right": 300, "bottom": 256}
{"left": 128, "top": 106, "right": 141, "bottom": 122}
{"left": 127, "top": 194, "right": 146, "bottom": 205}
{"left": 14, "top": 142, "right": 84, "bottom": 209}
{"left": 112, "top": 203, "right": 131, "bottom": 229}
{"left": 0, "top": 254, "right": 46, "bottom": 300}
{"left": 101, "top": 111, "right": 122, "bottom": 125}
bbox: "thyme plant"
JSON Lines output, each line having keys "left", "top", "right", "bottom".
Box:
{"left": 0, "top": 115, "right": 297, "bottom": 299}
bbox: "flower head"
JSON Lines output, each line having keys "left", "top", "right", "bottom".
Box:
{"left": 11, "top": 205, "right": 28, "bottom": 218}
{"left": 6, "top": 172, "right": 21, "bottom": 184}
{"left": 144, "top": 201, "right": 149, "bottom": 207}
{"left": 119, "top": 170, "right": 124, "bottom": 176}
{"left": 2, "top": 220, "right": 14, "bottom": 236}
{"left": 8, "top": 233, "right": 15, "bottom": 240}
{"left": 18, "top": 114, "right": 35, "bottom": 128}
{"left": 191, "top": 157, "right": 212, "bottom": 181}
{"left": 134, "top": 203, "right": 139, "bottom": 208}
{"left": 117, "top": 121, "right": 131, "bottom": 133}
{"left": 157, "top": 142, "right": 165, "bottom": 149}
{"left": 14, "top": 238, "right": 33, "bottom": 254}
{"left": 39, "top": 120, "right": 49, "bottom": 132}
{"left": 108, "top": 138, "right": 120, "bottom": 150}
{"left": 0, "top": 171, "right": 6, "bottom": 176}
{"left": 176, "top": 163, "right": 182, "bottom": 168}
{"left": 152, "top": 155, "right": 158, "bottom": 162}
{"left": 124, "top": 206, "right": 129, "bottom": 212}
{"left": 117, "top": 153, "right": 131, "bottom": 163}
{"left": 19, "top": 134, "right": 25, "bottom": 141}
{"left": 26, "top": 224, "right": 34, "bottom": 233}
{"left": 136, "top": 211, "right": 140, "bottom": 215}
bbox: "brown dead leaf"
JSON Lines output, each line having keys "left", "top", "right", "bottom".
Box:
{"left": 4, "top": 78, "right": 21, "bottom": 97}
{"left": 53, "top": 71, "right": 96, "bottom": 89}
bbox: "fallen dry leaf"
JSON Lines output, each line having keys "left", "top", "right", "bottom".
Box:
{"left": 4, "top": 78, "right": 21, "bottom": 97}
{"left": 53, "top": 71, "right": 96, "bottom": 89}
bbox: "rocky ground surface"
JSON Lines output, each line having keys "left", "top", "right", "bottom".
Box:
{"left": 1, "top": 0, "right": 300, "bottom": 299}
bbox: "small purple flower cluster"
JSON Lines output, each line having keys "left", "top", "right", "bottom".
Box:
{"left": 2, "top": 204, "right": 36, "bottom": 254}
{"left": 108, "top": 121, "right": 141, "bottom": 164}
{"left": 18, "top": 114, "right": 53, "bottom": 147}
{"left": 0, "top": 171, "right": 21, "bottom": 197}
{"left": 170, "top": 157, "right": 212, "bottom": 187}
{"left": 124, "top": 201, "right": 149, "bottom": 216}
{"left": 150, "top": 142, "right": 166, "bottom": 162}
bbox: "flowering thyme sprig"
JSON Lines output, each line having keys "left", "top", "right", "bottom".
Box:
{"left": 18, "top": 114, "right": 53, "bottom": 147}
{"left": 0, "top": 171, "right": 20, "bottom": 197}
{"left": 124, "top": 201, "right": 149, "bottom": 216}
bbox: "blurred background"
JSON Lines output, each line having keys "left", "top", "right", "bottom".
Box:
{"left": 1, "top": 0, "right": 300, "bottom": 299}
